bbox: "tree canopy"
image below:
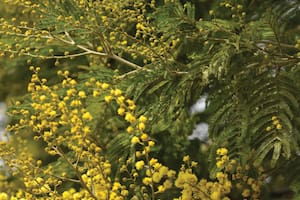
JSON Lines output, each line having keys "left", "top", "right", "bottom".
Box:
{"left": 0, "top": 0, "right": 300, "bottom": 199}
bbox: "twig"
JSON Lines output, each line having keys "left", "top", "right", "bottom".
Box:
{"left": 54, "top": 146, "right": 98, "bottom": 200}
{"left": 55, "top": 32, "right": 142, "bottom": 70}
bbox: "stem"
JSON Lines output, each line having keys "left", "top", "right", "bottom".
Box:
{"left": 53, "top": 32, "right": 142, "bottom": 70}
{"left": 54, "top": 147, "right": 98, "bottom": 200}
{"left": 110, "top": 54, "right": 142, "bottom": 69}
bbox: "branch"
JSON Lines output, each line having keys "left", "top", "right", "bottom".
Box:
{"left": 258, "top": 40, "right": 298, "bottom": 50}
{"left": 53, "top": 32, "right": 142, "bottom": 70}
{"left": 54, "top": 146, "right": 98, "bottom": 200}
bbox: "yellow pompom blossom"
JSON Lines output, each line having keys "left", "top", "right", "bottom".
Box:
{"left": 117, "top": 107, "right": 126, "bottom": 116}
{"left": 96, "top": 46, "right": 103, "bottom": 52}
{"left": 135, "top": 160, "right": 145, "bottom": 170}
{"left": 104, "top": 95, "right": 113, "bottom": 103}
{"left": 0, "top": 1, "right": 271, "bottom": 192}
{"left": 78, "top": 91, "right": 86, "bottom": 98}
{"left": 210, "top": 191, "right": 221, "bottom": 200}
{"left": 111, "top": 89, "right": 122, "bottom": 96}
{"left": 125, "top": 112, "right": 136, "bottom": 123}
{"left": 242, "top": 189, "right": 250, "bottom": 197}
{"left": 265, "top": 126, "right": 272, "bottom": 132}
{"left": 216, "top": 147, "right": 228, "bottom": 156}
{"left": 0, "top": 193, "right": 8, "bottom": 200}
{"left": 93, "top": 90, "right": 100, "bottom": 97}
{"left": 276, "top": 124, "right": 282, "bottom": 130}
{"left": 148, "top": 140, "right": 155, "bottom": 147}
{"left": 101, "top": 83, "right": 110, "bottom": 90}
{"left": 82, "top": 111, "right": 93, "bottom": 121}
{"left": 2, "top": 69, "right": 139, "bottom": 199}
{"left": 140, "top": 133, "right": 148, "bottom": 141}
{"left": 266, "top": 115, "right": 284, "bottom": 131}
{"left": 183, "top": 155, "right": 190, "bottom": 163}
{"left": 172, "top": 147, "right": 266, "bottom": 200}
{"left": 137, "top": 122, "right": 145, "bottom": 131}
{"left": 126, "top": 126, "right": 134, "bottom": 134}
{"left": 139, "top": 115, "right": 147, "bottom": 123}
{"left": 131, "top": 136, "right": 140, "bottom": 144}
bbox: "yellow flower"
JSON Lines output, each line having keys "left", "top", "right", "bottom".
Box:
{"left": 67, "top": 88, "right": 76, "bottom": 96}
{"left": 216, "top": 160, "right": 225, "bottom": 169}
{"left": 97, "top": 46, "right": 103, "bottom": 52}
{"left": 242, "top": 189, "right": 250, "bottom": 197}
{"left": 216, "top": 172, "right": 224, "bottom": 181}
{"left": 129, "top": 104, "right": 136, "bottom": 110}
{"left": 93, "top": 90, "right": 100, "bottom": 97}
{"left": 191, "top": 161, "right": 198, "bottom": 167}
{"left": 62, "top": 191, "right": 72, "bottom": 198}
{"left": 121, "top": 40, "right": 127, "bottom": 46}
{"left": 40, "top": 184, "right": 51, "bottom": 193}
{"left": 117, "top": 107, "right": 125, "bottom": 116}
{"left": 101, "top": 83, "right": 109, "bottom": 90}
{"left": 48, "top": 110, "right": 57, "bottom": 117}
{"left": 127, "top": 126, "right": 134, "bottom": 134}
{"left": 44, "top": 131, "right": 52, "bottom": 138}
{"left": 138, "top": 122, "right": 145, "bottom": 131}
{"left": 157, "top": 185, "right": 165, "bottom": 193}
{"left": 104, "top": 95, "right": 113, "bottom": 103}
{"left": 70, "top": 100, "right": 82, "bottom": 107}
{"left": 113, "top": 89, "right": 122, "bottom": 96}
{"left": 39, "top": 95, "right": 47, "bottom": 101}
{"left": 210, "top": 191, "right": 220, "bottom": 200}
{"left": 131, "top": 136, "right": 140, "bottom": 144}
{"left": 276, "top": 124, "right": 282, "bottom": 130}
{"left": 83, "top": 126, "right": 91, "bottom": 135}
{"left": 152, "top": 172, "right": 163, "bottom": 183}
{"left": 139, "top": 115, "right": 147, "bottom": 123}
{"left": 78, "top": 91, "right": 86, "bottom": 98}
{"left": 148, "top": 141, "right": 155, "bottom": 147}
{"left": 159, "top": 166, "right": 168, "bottom": 176}
{"left": 216, "top": 148, "right": 228, "bottom": 156}
{"left": 126, "top": 99, "right": 135, "bottom": 106}
{"left": 183, "top": 155, "right": 190, "bottom": 163}
{"left": 69, "top": 79, "right": 77, "bottom": 86}
{"left": 117, "top": 96, "right": 125, "bottom": 104}
{"left": 163, "top": 179, "right": 173, "bottom": 189}
{"left": 121, "top": 190, "right": 128, "bottom": 196}
{"left": 175, "top": 171, "right": 197, "bottom": 188}
{"left": 167, "top": 170, "right": 176, "bottom": 178}
{"left": 140, "top": 133, "right": 148, "bottom": 141}
{"left": 0, "top": 193, "right": 8, "bottom": 200}
{"left": 265, "top": 126, "right": 272, "bottom": 132}
{"left": 273, "top": 120, "right": 280, "bottom": 125}
{"left": 135, "top": 151, "right": 142, "bottom": 157}
{"left": 149, "top": 158, "right": 158, "bottom": 166}
{"left": 82, "top": 112, "right": 93, "bottom": 121}
{"left": 142, "top": 177, "right": 152, "bottom": 185}
{"left": 135, "top": 160, "right": 145, "bottom": 170}
{"left": 125, "top": 112, "right": 136, "bottom": 123}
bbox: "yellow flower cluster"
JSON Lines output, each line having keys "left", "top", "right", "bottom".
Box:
{"left": 215, "top": 148, "right": 265, "bottom": 200}
{"left": 174, "top": 150, "right": 232, "bottom": 200}
{"left": 173, "top": 148, "right": 266, "bottom": 200}
{"left": 219, "top": 1, "right": 246, "bottom": 20}
{"left": 0, "top": 0, "right": 180, "bottom": 68}
{"left": 265, "top": 115, "right": 283, "bottom": 132}
{"left": 2, "top": 67, "right": 180, "bottom": 199}
{"left": 3, "top": 68, "right": 139, "bottom": 199}
{"left": 1, "top": 67, "right": 268, "bottom": 199}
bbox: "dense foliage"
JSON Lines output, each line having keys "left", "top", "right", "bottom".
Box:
{"left": 0, "top": 0, "right": 299, "bottom": 199}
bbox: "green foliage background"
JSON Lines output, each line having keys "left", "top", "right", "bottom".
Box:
{"left": 0, "top": 0, "right": 300, "bottom": 199}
